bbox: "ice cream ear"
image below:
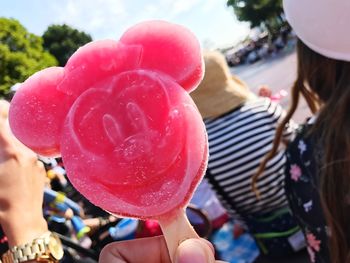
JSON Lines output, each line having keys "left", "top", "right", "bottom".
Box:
{"left": 9, "top": 67, "right": 71, "bottom": 157}
{"left": 60, "top": 40, "right": 143, "bottom": 97}
{"left": 120, "top": 20, "right": 204, "bottom": 92}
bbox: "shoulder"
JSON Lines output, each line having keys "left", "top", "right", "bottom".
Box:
{"left": 241, "top": 97, "right": 272, "bottom": 112}
{"left": 204, "top": 98, "right": 284, "bottom": 133}
{"left": 242, "top": 98, "right": 284, "bottom": 119}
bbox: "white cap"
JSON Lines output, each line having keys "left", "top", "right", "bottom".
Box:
{"left": 283, "top": 0, "right": 350, "bottom": 61}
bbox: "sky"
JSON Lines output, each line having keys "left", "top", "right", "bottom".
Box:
{"left": 0, "top": 0, "right": 251, "bottom": 49}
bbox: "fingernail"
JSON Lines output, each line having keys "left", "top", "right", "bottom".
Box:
{"left": 176, "top": 239, "right": 208, "bottom": 263}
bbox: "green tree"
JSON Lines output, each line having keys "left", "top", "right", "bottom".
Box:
{"left": 0, "top": 18, "right": 57, "bottom": 97}
{"left": 43, "top": 24, "right": 92, "bottom": 66}
{"left": 227, "top": 0, "right": 284, "bottom": 34}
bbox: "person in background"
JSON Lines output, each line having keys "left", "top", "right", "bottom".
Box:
{"left": 190, "top": 51, "right": 305, "bottom": 259}
{"left": 258, "top": 85, "right": 273, "bottom": 98}
{"left": 253, "top": 0, "right": 350, "bottom": 262}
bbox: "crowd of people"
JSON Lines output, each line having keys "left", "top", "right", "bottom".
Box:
{"left": 0, "top": 0, "right": 349, "bottom": 262}
{"left": 225, "top": 25, "right": 294, "bottom": 67}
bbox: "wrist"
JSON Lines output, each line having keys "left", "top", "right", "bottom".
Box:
{"left": 1, "top": 212, "right": 48, "bottom": 247}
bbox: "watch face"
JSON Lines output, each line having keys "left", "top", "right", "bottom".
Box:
{"left": 48, "top": 233, "right": 64, "bottom": 260}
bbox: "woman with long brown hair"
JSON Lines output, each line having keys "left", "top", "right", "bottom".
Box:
{"left": 253, "top": 0, "right": 350, "bottom": 262}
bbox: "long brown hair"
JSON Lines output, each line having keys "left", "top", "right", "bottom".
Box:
{"left": 252, "top": 39, "right": 350, "bottom": 263}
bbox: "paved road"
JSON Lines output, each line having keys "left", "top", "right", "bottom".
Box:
{"left": 231, "top": 51, "right": 312, "bottom": 124}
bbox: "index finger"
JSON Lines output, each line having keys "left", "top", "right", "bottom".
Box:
{"left": 0, "top": 100, "right": 9, "bottom": 119}
{"left": 0, "top": 100, "right": 36, "bottom": 160}
{"left": 0, "top": 100, "right": 13, "bottom": 150}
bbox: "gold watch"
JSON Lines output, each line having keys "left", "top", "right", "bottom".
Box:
{"left": 1, "top": 232, "right": 64, "bottom": 263}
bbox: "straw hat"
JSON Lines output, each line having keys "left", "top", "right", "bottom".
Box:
{"left": 190, "top": 51, "right": 256, "bottom": 119}
{"left": 283, "top": 0, "right": 350, "bottom": 61}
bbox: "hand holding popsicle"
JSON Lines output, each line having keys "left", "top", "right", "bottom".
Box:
{"left": 9, "top": 21, "right": 208, "bottom": 261}
{"left": 100, "top": 236, "right": 223, "bottom": 263}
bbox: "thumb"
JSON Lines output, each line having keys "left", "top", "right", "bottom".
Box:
{"left": 175, "top": 238, "right": 216, "bottom": 263}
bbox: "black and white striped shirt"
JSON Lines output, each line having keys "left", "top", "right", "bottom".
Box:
{"left": 204, "top": 98, "right": 295, "bottom": 224}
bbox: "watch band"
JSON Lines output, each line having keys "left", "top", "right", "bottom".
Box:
{"left": 2, "top": 238, "right": 46, "bottom": 263}
{"left": 1, "top": 232, "right": 60, "bottom": 263}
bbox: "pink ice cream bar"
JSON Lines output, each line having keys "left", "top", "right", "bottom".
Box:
{"left": 9, "top": 21, "right": 207, "bottom": 223}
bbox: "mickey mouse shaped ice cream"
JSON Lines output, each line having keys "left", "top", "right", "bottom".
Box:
{"left": 9, "top": 21, "right": 207, "bottom": 261}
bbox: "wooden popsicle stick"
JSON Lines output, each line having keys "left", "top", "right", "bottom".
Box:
{"left": 158, "top": 208, "right": 199, "bottom": 262}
